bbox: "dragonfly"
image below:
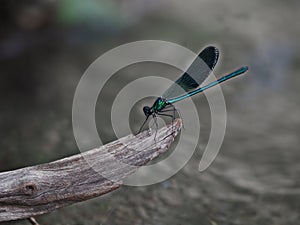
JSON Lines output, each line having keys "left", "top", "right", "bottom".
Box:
{"left": 138, "top": 46, "right": 249, "bottom": 135}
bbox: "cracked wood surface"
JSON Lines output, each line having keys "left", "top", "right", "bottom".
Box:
{"left": 0, "top": 119, "right": 182, "bottom": 222}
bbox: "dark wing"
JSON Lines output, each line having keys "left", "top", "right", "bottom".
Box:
{"left": 162, "top": 46, "right": 219, "bottom": 99}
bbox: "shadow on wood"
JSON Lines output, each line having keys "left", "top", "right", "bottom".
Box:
{"left": 0, "top": 119, "right": 182, "bottom": 222}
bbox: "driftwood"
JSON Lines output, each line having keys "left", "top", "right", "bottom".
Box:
{"left": 0, "top": 119, "right": 182, "bottom": 222}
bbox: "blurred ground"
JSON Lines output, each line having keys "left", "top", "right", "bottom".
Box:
{"left": 0, "top": 0, "right": 300, "bottom": 224}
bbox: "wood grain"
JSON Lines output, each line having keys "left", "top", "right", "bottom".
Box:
{"left": 0, "top": 119, "right": 182, "bottom": 222}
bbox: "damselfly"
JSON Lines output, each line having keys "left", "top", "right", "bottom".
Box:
{"left": 138, "top": 46, "right": 249, "bottom": 135}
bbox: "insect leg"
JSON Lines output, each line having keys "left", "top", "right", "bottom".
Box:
{"left": 168, "top": 104, "right": 176, "bottom": 134}
{"left": 152, "top": 114, "right": 159, "bottom": 140}
{"left": 156, "top": 112, "right": 174, "bottom": 119}
{"left": 137, "top": 115, "right": 149, "bottom": 134}
{"left": 161, "top": 106, "right": 185, "bottom": 130}
{"left": 156, "top": 112, "right": 175, "bottom": 136}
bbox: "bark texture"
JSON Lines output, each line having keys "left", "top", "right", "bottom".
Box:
{"left": 0, "top": 119, "right": 182, "bottom": 221}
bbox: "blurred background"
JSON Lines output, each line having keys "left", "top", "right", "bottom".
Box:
{"left": 1, "top": 0, "right": 300, "bottom": 224}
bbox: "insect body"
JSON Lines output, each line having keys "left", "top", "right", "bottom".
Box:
{"left": 138, "top": 46, "right": 249, "bottom": 135}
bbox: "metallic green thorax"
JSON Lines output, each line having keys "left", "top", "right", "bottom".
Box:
{"left": 152, "top": 97, "right": 168, "bottom": 112}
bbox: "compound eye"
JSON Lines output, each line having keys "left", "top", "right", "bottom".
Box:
{"left": 143, "top": 106, "right": 150, "bottom": 115}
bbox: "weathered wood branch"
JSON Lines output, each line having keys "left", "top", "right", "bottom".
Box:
{"left": 0, "top": 119, "right": 182, "bottom": 222}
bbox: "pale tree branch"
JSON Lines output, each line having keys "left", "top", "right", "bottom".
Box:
{"left": 0, "top": 119, "right": 182, "bottom": 222}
